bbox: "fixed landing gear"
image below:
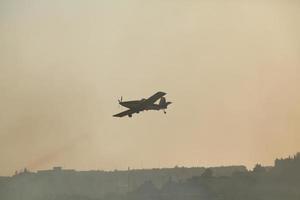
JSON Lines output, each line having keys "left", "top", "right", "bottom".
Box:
{"left": 163, "top": 110, "right": 166, "bottom": 114}
{"left": 128, "top": 114, "right": 132, "bottom": 118}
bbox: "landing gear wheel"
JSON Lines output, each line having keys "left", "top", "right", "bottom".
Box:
{"left": 164, "top": 110, "right": 166, "bottom": 114}
{"left": 128, "top": 114, "right": 132, "bottom": 118}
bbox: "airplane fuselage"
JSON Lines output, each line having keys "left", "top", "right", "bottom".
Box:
{"left": 120, "top": 100, "right": 171, "bottom": 111}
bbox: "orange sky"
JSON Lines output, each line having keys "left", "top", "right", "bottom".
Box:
{"left": 0, "top": 0, "right": 300, "bottom": 176}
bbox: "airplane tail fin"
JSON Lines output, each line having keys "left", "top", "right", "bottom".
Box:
{"left": 159, "top": 97, "right": 172, "bottom": 111}
{"left": 159, "top": 97, "right": 166, "bottom": 106}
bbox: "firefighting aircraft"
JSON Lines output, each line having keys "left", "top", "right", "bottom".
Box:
{"left": 113, "top": 91, "right": 172, "bottom": 118}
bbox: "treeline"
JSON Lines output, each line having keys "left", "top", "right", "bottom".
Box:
{"left": 0, "top": 165, "right": 245, "bottom": 200}
{"left": 0, "top": 153, "right": 299, "bottom": 200}
{"left": 124, "top": 153, "right": 300, "bottom": 200}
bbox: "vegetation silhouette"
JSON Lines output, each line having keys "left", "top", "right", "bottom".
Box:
{"left": 0, "top": 153, "right": 299, "bottom": 200}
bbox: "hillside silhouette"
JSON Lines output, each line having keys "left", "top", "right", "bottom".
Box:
{"left": 0, "top": 153, "right": 299, "bottom": 200}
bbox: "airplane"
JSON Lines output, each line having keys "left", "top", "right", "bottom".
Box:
{"left": 113, "top": 91, "right": 172, "bottom": 118}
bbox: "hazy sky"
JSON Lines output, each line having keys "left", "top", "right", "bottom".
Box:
{"left": 0, "top": 0, "right": 300, "bottom": 176}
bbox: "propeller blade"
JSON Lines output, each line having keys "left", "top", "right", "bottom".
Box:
{"left": 118, "top": 96, "right": 123, "bottom": 105}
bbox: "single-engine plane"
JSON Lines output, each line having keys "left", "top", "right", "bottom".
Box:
{"left": 113, "top": 91, "right": 172, "bottom": 118}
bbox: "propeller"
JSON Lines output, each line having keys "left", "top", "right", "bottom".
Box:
{"left": 118, "top": 96, "right": 123, "bottom": 103}
{"left": 117, "top": 96, "right": 123, "bottom": 108}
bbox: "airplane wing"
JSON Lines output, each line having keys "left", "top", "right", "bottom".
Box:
{"left": 120, "top": 100, "right": 142, "bottom": 109}
{"left": 144, "top": 91, "right": 166, "bottom": 105}
{"left": 113, "top": 109, "right": 136, "bottom": 117}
